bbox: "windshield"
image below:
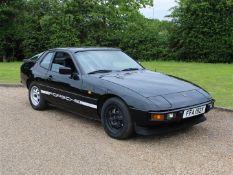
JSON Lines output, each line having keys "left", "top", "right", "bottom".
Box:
{"left": 74, "top": 50, "right": 143, "bottom": 74}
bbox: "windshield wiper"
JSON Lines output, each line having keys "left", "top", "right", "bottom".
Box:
{"left": 121, "top": 68, "right": 141, "bottom": 71}
{"left": 88, "top": 70, "right": 113, "bottom": 74}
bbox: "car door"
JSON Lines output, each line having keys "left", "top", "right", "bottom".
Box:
{"left": 42, "top": 51, "right": 98, "bottom": 119}
{"left": 33, "top": 51, "right": 55, "bottom": 89}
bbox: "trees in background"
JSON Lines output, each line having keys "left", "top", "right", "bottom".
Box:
{"left": 2, "top": 0, "right": 168, "bottom": 61}
{"left": 0, "top": 0, "right": 233, "bottom": 63}
{"left": 0, "top": 0, "right": 25, "bottom": 61}
{"left": 119, "top": 18, "right": 173, "bottom": 60}
{"left": 170, "top": 0, "right": 233, "bottom": 63}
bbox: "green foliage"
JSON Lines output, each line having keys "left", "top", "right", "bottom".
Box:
{"left": 0, "top": 0, "right": 233, "bottom": 63}
{"left": 1, "top": 0, "right": 161, "bottom": 61}
{"left": 0, "top": 0, "right": 25, "bottom": 61}
{"left": 119, "top": 18, "right": 173, "bottom": 60}
{"left": 170, "top": 0, "right": 233, "bottom": 63}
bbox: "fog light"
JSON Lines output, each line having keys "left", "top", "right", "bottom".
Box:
{"left": 151, "top": 114, "right": 165, "bottom": 121}
{"left": 167, "top": 113, "right": 175, "bottom": 120}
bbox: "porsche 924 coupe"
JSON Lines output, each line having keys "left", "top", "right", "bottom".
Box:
{"left": 21, "top": 48, "right": 214, "bottom": 139}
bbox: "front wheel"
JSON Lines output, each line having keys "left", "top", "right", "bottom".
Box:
{"left": 29, "top": 82, "right": 47, "bottom": 110}
{"left": 101, "top": 97, "right": 134, "bottom": 139}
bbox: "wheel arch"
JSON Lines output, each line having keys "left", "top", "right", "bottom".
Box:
{"left": 26, "top": 78, "right": 33, "bottom": 89}
{"left": 26, "top": 76, "right": 38, "bottom": 89}
{"left": 97, "top": 94, "right": 129, "bottom": 118}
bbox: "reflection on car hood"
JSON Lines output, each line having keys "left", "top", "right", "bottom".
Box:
{"left": 100, "top": 70, "right": 201, "bottom": 98}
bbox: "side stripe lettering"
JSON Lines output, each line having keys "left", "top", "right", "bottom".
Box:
{"left": 41, "top": 90, "right": 97, "bottom": 109}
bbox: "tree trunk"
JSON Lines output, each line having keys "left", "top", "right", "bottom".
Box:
{"left": 3, "top": 55, "right": 6, "bottom": 62}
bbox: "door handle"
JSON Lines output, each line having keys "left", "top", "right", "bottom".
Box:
{"left": 48, "top": 75, "right": 53, "bottom": 80}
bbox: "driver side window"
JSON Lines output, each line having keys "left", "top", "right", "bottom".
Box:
{"left": 51, "top": 52, "right": 76, "bottom": 73}
{"left": 40, "top": 52, "right": 54, "bottom": 70}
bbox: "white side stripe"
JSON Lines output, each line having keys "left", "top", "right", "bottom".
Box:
{"left": 74, "top": 99, "right": 97, "bottom": 109}
{"left": 41, "top": 90, "right": 97, "bottom": 109}
{"left": 41, "top": 90, "right": 52, "bottom": 95}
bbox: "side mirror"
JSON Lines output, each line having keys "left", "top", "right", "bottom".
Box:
{"left": 59, "top": 67, "right": 72, "bottom": 75}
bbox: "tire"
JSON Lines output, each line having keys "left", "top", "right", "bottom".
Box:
{"left": 101, "top": 97, "right": 133, "bottom": 139}
{"left": 28, "top": 82, "right": 47, "bottom": 110}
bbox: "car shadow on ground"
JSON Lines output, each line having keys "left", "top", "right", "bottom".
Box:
{"left": 31, "top": 103, "right": 209, "bottom": 143}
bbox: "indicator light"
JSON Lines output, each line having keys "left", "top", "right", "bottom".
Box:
{"left": 151, "top": 114, "right": 165, "bottom": 121}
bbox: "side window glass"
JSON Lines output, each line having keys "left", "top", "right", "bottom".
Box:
{"left": 40, "top": 52, "right": 54, "bottom": 69}
{"left": 51, "top": 52, "right": 76, "bottom": 73}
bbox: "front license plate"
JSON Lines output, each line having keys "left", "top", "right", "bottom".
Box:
{"left": 183, "top": 105, "right": 206, "bottom": 118}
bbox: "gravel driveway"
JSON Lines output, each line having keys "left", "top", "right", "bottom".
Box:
{"left": 0, "top": 87, "right": 233, "bottom": 175}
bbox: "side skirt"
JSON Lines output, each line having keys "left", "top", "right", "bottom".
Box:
{"left": 48, "top": 102, "right": 101, "bottom": 122}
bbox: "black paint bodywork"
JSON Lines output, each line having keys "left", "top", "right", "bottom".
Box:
{"left": 21, "top": 48, "right": 215, "bottom": 135}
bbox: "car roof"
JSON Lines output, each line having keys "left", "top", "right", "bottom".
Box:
{"left": 48, "top": 47, "right": 121, "bottom": 53}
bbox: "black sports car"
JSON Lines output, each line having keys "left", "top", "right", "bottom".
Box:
{"left": 21, "top": 48, "right": 214, "bottom": 139}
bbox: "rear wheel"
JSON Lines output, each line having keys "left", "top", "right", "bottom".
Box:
{"left": 101, "top": 97, "right": 133, "bottom": 139}
{"left": 29, "top": 82, "right": 47, "bottom": 110}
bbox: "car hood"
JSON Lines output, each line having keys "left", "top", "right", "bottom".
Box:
{"left": 100, "top": 70, "right": 200, "bottom": 97}
{"left": 99, "top": 70, "right": 211, "bottom": 109}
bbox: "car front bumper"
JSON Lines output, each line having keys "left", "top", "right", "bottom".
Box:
{"left": 134, "top": 114, "right": 206, "bottom": 135}
{"left": 129, "top": 100, "right": 214, "bottom": 135}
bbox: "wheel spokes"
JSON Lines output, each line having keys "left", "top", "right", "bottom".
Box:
{"left": 30, "top": 86, "right": 40, "bottom": 106}
{"left": 107, "top": 106, "right": 124, "bottom": 129}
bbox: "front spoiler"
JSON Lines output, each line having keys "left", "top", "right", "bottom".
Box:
{"left": 135, "top": 114, "right": 206, "bottom": 136}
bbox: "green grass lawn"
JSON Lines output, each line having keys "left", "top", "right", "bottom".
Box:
{"left": 0, "top": 61, "right": 232, "bottom": 109}
{"left": 0, "top": 62, "right": 21, "bottom": 84}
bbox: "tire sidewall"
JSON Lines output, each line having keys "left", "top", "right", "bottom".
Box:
{"left": 29, "top": 82, "right": 47, "bottom": 110}
{"left": 101, "top": 97, "right": 133, "bottom": 139}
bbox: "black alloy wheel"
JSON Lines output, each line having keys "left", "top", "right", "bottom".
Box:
{"left": 101, "top": 97, "right": 133, "bottom": 139}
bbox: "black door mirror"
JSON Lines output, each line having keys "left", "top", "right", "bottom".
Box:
{"left": 59, "top": 67, "right": 72, "bottom": 75}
